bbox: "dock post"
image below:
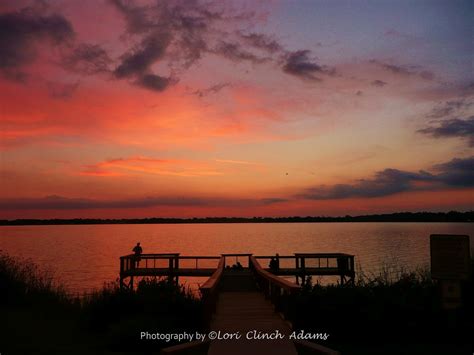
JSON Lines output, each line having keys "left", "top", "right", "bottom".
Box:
{"left": 119, "top": 257, "right": 124, "bottom": 290}
{"left": 168, "top": 256, "right": 174, "bottom": 283}
{"left": 301, "top": 256, "right": 306, "bottom": 286}
{"left": 175, "top": 255, "right": 179, "bottom": 284}
{"left": 350, "top": 256, "right": 355, "bottom": 285}
{"left": 295, "top": 256, "right": 299, "bottom": 284}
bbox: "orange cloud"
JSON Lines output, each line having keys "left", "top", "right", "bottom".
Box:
{"left": 80, "top": 156, "right": 223, "bottom": 178}
{"left": 215, "top": 159, "right": 259, "bottom": 165}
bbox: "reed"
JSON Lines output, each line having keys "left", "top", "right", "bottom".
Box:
{"left": 0, "top": 251, "right": 71, "bottom": 306}
{"left": 293, "top": 263, "right": 473, "bottom": 354}
{"left": 0, "top": 252, "right": 203, "bottom": 353}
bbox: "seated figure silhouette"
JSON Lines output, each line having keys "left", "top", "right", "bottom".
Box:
{"left": 269, "top": 254, "right": 280, "bottom": 271}
{"left": 269, "top": 257, "right": 277, "bottom": 271}
{"left": 132, "top": 242, "right": 143, "bottom": 268}
{"left": 231, "top": 261, "right": 243, "bottom": 270}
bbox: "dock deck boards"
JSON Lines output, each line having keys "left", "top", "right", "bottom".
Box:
{"left": 208, "top": 271, "right": 297, "bottom": 355}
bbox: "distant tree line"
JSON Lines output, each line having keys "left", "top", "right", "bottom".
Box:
{"left": 0, "top": 211, "right": 473, "bottom": 225}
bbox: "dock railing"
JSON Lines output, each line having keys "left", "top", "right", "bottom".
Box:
{"left": 249, "top": 255, "right": 300, "bottom": 321}
{"left": 120, "top": 254, "right": 223, "bottom": 272}
{"left": 120, "top": 253, "right": 180, "bottom": 274}
{"left": 221, "top": 253, "right": 253, "bottom": 268}
{"left": 119, "top": 252, "right": 355, "bottom": 290}
{"left": 199, "top": 256, "right": 225, "bottom": 327}
{"left": 294, "top": 253, "right": 355, "bottom": 285}
{"left": 119, "top": 254, "right": 221, "bottom": 289}
{"left": 254, "top": 253, "right": 355, "bottom": 285}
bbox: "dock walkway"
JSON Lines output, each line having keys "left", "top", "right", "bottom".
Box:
{"left": 119, "top": 252, "right": 350, "bottom": 354}
{"left": 208, "top": 270, "right": 297, "bottom": 355}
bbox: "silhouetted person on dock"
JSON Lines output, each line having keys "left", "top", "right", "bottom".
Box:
{"left": 231, "top": 261, "right": 243, "bottom": 270}
{"left": 132, "top": 242, "right": 143, "bottom": 268}
{"left": 269, "top": 257, "right": 277, "bottom": 270}
{"left": 269, "top": 254, "right": 280, "bottom": 271}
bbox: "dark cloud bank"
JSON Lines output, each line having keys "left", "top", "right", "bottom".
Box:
{"left": 298, "top": 156, "right": 474, "bottom": 200}
{"left": 0, "top": 0, "right": 335, "bottom": 91}
{"left": 0, "top": 6, "right": 74, "bottom": 80}
{"left": 369, "top": 59, "right": 434, "bottom": 80}
{"left": 418, "top": 98, "right": 474, "bottom": 147}
{"left": 418, "top": 116, "right": 474, "bottom": 147}
{"left": 62, "top": 43, "right": 111, "bottom": 75}
{"left": 427, "top": 100, "right": 472, "bottom": 119}
{"left": 108, "top": 0, "right": 335, "bottom": 89}
{"left": 0, "top": 195, "right": 287, "bottom": 211}
{"left": 0, "top": 4, "right": 111, "bottom": 86}
{"left": 283, "top": 50, "right": 335, "bottom": 81}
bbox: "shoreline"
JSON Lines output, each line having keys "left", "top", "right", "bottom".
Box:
{"left": 1, "top": 211, "right": 473, "bottom": 226}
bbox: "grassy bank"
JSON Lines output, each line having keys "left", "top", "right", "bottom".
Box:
{"left": 2, "top": 252, "right": 472, "bottom": 354}
{"left": 292, "top": 265, "right": 473, "bottom": 354}
{"left": 0, "top": 252, "right": 204, "bottom": 354}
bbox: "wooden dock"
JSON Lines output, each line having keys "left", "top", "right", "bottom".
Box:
{"left": 119, "top": 252, "right": 352, "bottom": 354}
{"left": 208, "top": 270, "right": 297, "bottom": 355}
{"left": 119, "top": 253, "right": 355, "bottom": 289}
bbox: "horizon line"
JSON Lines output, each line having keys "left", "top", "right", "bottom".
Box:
{"left": 1, "top": 210, "right": 473, "bottom": 225}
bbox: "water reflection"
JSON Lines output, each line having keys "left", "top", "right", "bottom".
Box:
{"left": 0, "top": 223, "right": 472, "bottom": 293}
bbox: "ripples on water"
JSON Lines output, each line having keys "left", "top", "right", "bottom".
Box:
{"left": 0, "top": 223, "right": 472, "bottom": 294}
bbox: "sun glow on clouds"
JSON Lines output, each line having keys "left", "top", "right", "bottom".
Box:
{"left": 0, "top": 0, "right": 473, "bottom": 218}
{"left": 81, "top": 156, "right": 224, "bottom": 177}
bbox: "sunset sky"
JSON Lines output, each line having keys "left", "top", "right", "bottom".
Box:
{"left": 1, "top": 0, "right": 473, "bottom": 219}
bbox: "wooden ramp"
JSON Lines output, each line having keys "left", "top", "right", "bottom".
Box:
{"left": 208, "top": 271, "right": 297, "bottom": 355}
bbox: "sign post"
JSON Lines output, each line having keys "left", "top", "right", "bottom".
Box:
{"left": 430, "top": 234, "right": 471, "bottom": 309}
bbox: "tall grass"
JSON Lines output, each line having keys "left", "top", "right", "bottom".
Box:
{"left": 0, "top": 252, "right": 204, "bottom": 353}
{"left": 80, "top": 278, "right": 204, "bottom": 351}
{"left": 354, "top": 262, "right": 432, "bottom": 287}
{"left": 0, "top": 251, "right": 72, "bottom": 306}
{"left": 293, "top": 263, "right": 473, "bottom": 354}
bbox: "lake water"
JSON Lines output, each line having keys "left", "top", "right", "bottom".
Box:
{"left": 0, "top": 223, "right": 472, "bottom": 294}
